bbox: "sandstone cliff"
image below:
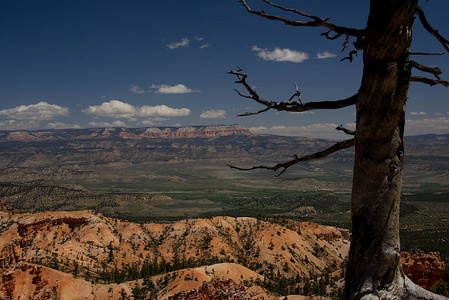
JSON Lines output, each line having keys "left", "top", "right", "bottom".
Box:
{"left": 401, "top": 252, "right": 449, "bottom": 290}
{"left": 0, "top": 207, "right": 350, "bottom": 299}
{"left": 0, "top": 125, "right": 254, "bottom": 143}
{"left": 0, "top": 206, "right": 446, "bottom": 299}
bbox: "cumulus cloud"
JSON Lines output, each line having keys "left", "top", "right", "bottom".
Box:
{"left": 150, "top": 84, "right": 197, "bottom": 94}
{"left": 248, "top": 118, "right": 448, "bottom": 138}
{"left": 410, "top": 111, "right": 427, "bottom": 115}
{"left": 129, "top": 85, "right": 148, "bottom": 94}
{"left": 0, "top": 120, "right": 37, "bottom": 130}
{"left": 249, "top": 123, "right": 352, "bottom": 139}
{"left": 140, "top": 119, "right": 158, "bottom": 126}
{"left": 0, "top": 102, "right": 69, "bottom": 121}
{"left": 167, "top": 36, "right": 209, "bottom": 50}
{"left": 200, "top": 109, "right": 226, "bottom": 119}
{"left": 82, "top": 100, "right": 191, "bottom": 119}
{"left": 195, "top": 37, "right": 210, "bottom": 49}
{"left": 82, "top": 100, "right": 136, "bottom": 119}
{"left": 316, "top": 51, "right": 337, "bottom": 59}
{"left": 167, "top": 38, "right": 189, "bottom": 49}
{"left": 406, "top": 117, "right": 449, "bottom": 135}
{"left": 89, "top": 120, "right": 127, "bottom": 127}
{"left": 47, "top": 122, "right": 81, "bottom": 129}
{"left": 289, "top": 111, "right": 315, "bottom": 115}
{"left": 139, "top": 117, "right": 168, "bottom": 126}
{"left": 138, "top": 105, "right": 190, "bottom": 117}
{"left": 252, "top": 45, "right": 309, "bottom": 63}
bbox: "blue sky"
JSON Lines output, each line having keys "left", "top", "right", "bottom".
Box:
{"left": 0, "top": 0, "right": 448, "bottom": 139}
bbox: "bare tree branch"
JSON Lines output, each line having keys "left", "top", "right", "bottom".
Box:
{"left": 410, "top": 76, "right": 449, "bottom": 87}
{"left": 416, "top": 5, "right": 449, "bottom": 53}
{"left": 408, "top": 52, "right": 445, "bottom": 56}
{"left": 228, "top": 68, "right": 357, "bottom": 115}
{"left": 336, "top": 125, "right": 356, "bottom": 136}
{"left": 321, "top": 31, "right": 343, "bottom": 40}
{"left": 409, "top": 61, "right": 442, "bottom": 79}
{"left": 238, "top": 0, "right": 364, "bottom": 38}
{"left": 341, "top": 49, "right": 358, "bottom": 62}
{"left": 238, "top": 107, "right": 271, "bottom": 117}
{"left": 227, "top": 138, "right": 355, "bottom": 176}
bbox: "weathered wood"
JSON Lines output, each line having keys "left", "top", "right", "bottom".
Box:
{"left": 346, "top": 1, "right": 446, "bottom": 299}
{"left": 232, "top": 1, "right": 449, "bottom": 298}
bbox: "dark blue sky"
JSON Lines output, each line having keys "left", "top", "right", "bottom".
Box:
{"left": 1, "top": 0, "right": 448, "bottom": 138}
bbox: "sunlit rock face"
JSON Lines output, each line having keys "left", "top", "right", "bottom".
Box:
{"left": 401, "top": 252, "right": 449, "bottom": 290}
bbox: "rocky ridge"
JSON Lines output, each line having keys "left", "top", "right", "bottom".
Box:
{"left": 0, "top": 205, "right": 447, "bottom": 299}
{"left": 401, "top": 252, "right": 449, "bottom": 290}
{"left": 0, "top": 125, "right": 253, "bottom": 143}
{"left": 0, "top": 206, "right": 350, "bottom": 299}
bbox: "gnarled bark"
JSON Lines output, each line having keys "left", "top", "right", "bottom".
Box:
{"left": 346, "top": 1, "right": 447, "bottom": 299}
{"left": 232, "top": 1, "right": 449, "bottom": 298}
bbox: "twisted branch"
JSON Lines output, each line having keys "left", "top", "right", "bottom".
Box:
{"left": 336, "top": 125, "right": 356, "bottom": 136}
{"left": 238, "top": 0, "right": 364, "bottom": 38}
{"left": 409, "top": 61, "right": 442, "bottom": 79}
{"left": 410, "top": 76, "right": 449, "bottom": 87}
{"left": 416, "top": 5, "right": 449, "bottom": 53}
{"left": 229, "top": 68, "right": 357, "bottom": 116}
{"left": 227, "top": 138, "right": 355, "bottom": 176}
{"left": 408, "top": 52, "right": 444, "bottom": 56}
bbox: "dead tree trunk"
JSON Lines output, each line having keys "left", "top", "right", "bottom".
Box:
{"left": 230, "top": 0, "right": 449, "bottom": 298}
{"left": 346, "top": 1, "right": 446, "bottom": 299}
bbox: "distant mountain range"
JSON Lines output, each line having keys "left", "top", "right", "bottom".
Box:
{"left": 0, "top": 125, "right": 336, "bottom": 172}
{"left": 0, "top": 124, "right": 447, "bottom": 144}
{"left": 0, "top": 125, "right": 447, "bottom": 171}
{"left": 0, "top": 125, "right": 253, "bottom": 142}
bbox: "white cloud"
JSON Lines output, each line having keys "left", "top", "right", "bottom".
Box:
{"left": 0, "top": 120, "right": 35, "bottom": 130}
{"left": 140, "top": 119, "right": 158, "bottom": 126}
{"left": 151, "top": 117, "right": 169, "bottom": 122}
{"left": 0, "top": 102, "right": 69, "bottom": 121}
{"left": 167, "top": 36, "right": 209, "bottom": 49}
{"left": 167, "top": 38, "right": 189, "bottom": 49}
{"left": 345, "top": 122, "right": 357, "bottom": 131}
{"left": 252, "top": 45, "right": 309, "bottom": 63}
{"left": 200, "top": 109, "right": 226, "bottom": 119}
{"left": 89, "top": 120, "right": 127, "bottom": 127}
{"left": 410, "top": 111, "right": 427, "bottom": 115}
{"left": 406, "top": 117, "right": 449, "bottom": 135}
{"left": 138, "top": 105, "right": 190, "bottom": 117}
{"left": 47, "top": 122, "right": 81, "bottom": 129}
{"left": 248, "top": 123, "right": 349, "bottom": 139}
{"left": 129, "top": 85, "right": 148, "bottom": 94}
{"left": 139, "top": 117, "right": 168, "bottom": 126}
{"left": 82, "top": 100, "right": 137, "bottom": 119}
{"left": 130, "top": 84, "right": 198, "bottom": 94}
{"left": 247, "top": 118, "right": 449, "bottom": 138}
{"left": 150, "top": 84, "right": 197, "bottom": 94}
{"left": 82, "top": 100, "right": 191, "bottom": 119}
{"left": 289, "top": 111, "right": 315, "bottom": 115}
{"left": 248, "top": 126, "right": 268, "bottom": 132}
{"left": 0, "top": 120, "right": 16, "bottom": 127}
{"left": 316, "top": 51, "right": 337, "bottom": 59}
